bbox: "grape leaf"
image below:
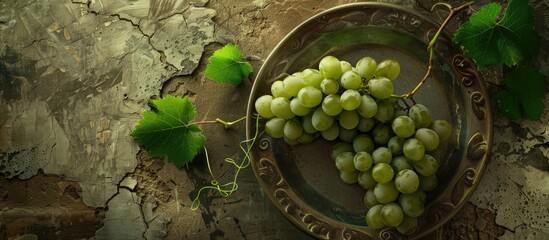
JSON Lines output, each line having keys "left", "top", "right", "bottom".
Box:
{"left": 131, "top": 95, "right": 205, "bottom": 168}
{"left": 494, "top": 66, "right": 546, "bottom": 121}
{"left": 205, "top": 44, "right": 253, "bottom": 86}
{"left": 453, "top": 0, "right": 540, "bottom": 68}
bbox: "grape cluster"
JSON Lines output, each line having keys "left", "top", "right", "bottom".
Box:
{"left": 254, "top": 55, "right": 452, "bottom": 235}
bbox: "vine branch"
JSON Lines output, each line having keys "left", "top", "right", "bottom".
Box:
{"left": 188, "top": 116, "right": 246, "bottom": 129}
{"left": 393, "top": 1, "right": 475, "bottom": 99}
{"left": 190, "top": 116, "right": 261, "bottom": 210}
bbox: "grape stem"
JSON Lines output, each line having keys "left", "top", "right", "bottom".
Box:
{"left": 393, "top": 1, "right": 475, "bottom": 99}
{"left": 189, "top": 116, "right": 246, "bottom": 129}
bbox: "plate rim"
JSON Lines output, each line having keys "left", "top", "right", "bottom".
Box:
{"left": 245, "top": 2, "right": 494, "bottom": 239}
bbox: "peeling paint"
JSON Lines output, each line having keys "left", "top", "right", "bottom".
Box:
{"left": 471, "top": 110, "right": 549, "bottom": 238}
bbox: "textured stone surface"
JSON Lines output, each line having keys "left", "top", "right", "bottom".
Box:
{"left": 0, "top": 0, "right": 216, "bottom": 208}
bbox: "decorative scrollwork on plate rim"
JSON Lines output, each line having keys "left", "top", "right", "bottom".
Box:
{"left": 467, "top": 132, "right": 488, "bottom": 162}
{"left": 247, "top": 3, "right": 494, "bottom": 240}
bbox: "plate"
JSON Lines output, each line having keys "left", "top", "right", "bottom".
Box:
{"left": 245, "top": 3, "right": 493, "bottom": 239}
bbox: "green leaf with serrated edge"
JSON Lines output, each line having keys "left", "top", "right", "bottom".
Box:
{"left": 453, "top": 0, "right": 540, "bottom": 68}
{"left": 204, "top": 44, "right": 253, "bottom": 86}
{"left": 496, "top": 66, "right": 546, "bottom": 121}
{"left": 131, "top": 95, "right": 205, "bottom": 168}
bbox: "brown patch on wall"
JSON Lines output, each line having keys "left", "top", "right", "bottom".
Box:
{"left": 0, "top": 171, "right": 104, "bottom": 240}
{"left": 129, "top": 151, "right": 174, "bottom": 202}
{"left": 425, "top": 202, "right": 506, "bottom": 240}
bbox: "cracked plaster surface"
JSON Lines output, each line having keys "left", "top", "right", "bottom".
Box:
{"left": 0, "top": 0, "right": 229, "bottom": 237}
{"left": 95, "top": 185, "right": 170, "bottom": 240}
{"left": 95, "top": 188, "right": 148, "bottom": 240}
{"left": 0, "top": 0, "right": 217, "bottom": 208}
{"left": 0, "top": 0, "right": 219, "bottom": 238}
{"left": 1, "top": 0, "right": 549, "bottom": 239}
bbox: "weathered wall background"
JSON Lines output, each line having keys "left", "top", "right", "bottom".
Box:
{"left": 0, "top": 0, "right": 547, "bottom": 239}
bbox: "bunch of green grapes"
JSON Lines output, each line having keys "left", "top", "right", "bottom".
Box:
{"left": 254, "top": 55, "right": 452, "bottom": 235}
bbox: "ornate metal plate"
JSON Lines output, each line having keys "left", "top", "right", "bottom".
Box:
{"left": 245, "top": 3, "right": 493, "bottom": 239}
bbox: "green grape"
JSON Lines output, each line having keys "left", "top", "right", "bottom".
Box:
{"left": 284, "top": 136, "right": 299, "bottom": 146}
{"left": 320, "top": 78, "right": 340, "bottom": 95}
{"left": 372, "top": 163, "right": 394, "bottom": 184}
{"left": 394, "top": 169, "right": 420, "bottom": 194}
{"left": 254, "top": 95, "right": 275, "bottom": 118}
{"left": 419, "top": 174, "right": 438, "bottom": 191}
{"left": 270, "top": 97, "right": 295, "bottom": 119}
{"left": 339, "top": 127, "right": 358, "bottom": 143}
{"left": 411, "top": 189, "right": 427, "bottom": 204}
{"left": 368, "top": 77, "right": 394, "bottom": 100}
{"left": 301, "top": 68, "right": 323, "bottom": 88}
{"left": 391, "top": 155, "right": 413, "bottom": 173}
{"left": 297, "top": 132, "right": 315, "bottom": 144}
{"left": 265, "top": 118, "right": 286, "bottom": 138}
{"left": 271, "top": 80, "right": 291, "bottom": 99}
{"left": 322, "top": 94, "right": 343, "bottom": 116}
{"left": 408, "top": 104, "right": 432, "bottom": 128}
{"left": 392, "top": 116, "right": 416, "bottom": 138}
{"left": 291, "top": 71, "right": 304, "bottom": 78}
{"left": 283, "top": 118, "right": 303, "bottom": 140}
{"left": 289, "top": 98, "right": 312, "bottom": 116}
{"left": 372, "top": 124, "right": 392, "bottom": 145}
{"left": 374, "top": 100, "right": 395, "bottom": 123}
{"left": 282, "top": 75, "right": 304, "bottom": 97}
{"left": 387, "top": 136, "right": 405, "bottom": 155}
{"left": 319, "top": 55, "right": 343, "bottom": 80}
{"left": 375, "top": 59, "right": 401, "bottom": 81}
{"left": 356, "top": 56, "right": 377, "bottom": 81}
{"left": 311, "top": 108, "right": 334, "bottom": 131}
{"left": 399, "top": 193, "right": 424, "bottom": 217}
{"left": 302, "top": 113, "right": 317, "bottom": 134}
{"left": 365, "top": 205, "right": 385, "bottom": 229}
{"left": 340, "top": 70, "right": 362, "bottom": 90}
{"left": 413, "top": 154, "right": 439, "bottom": 176}
{"left": 352, "top": 134, "right": 375, "bottom": 154}
{"left": 340, "top": 60, "right": 353, "bottom": 73}
{"left": 339, "top": 110, "right": 359, "bottom": 130}
{"left": 357, "top": 117, "right": 376, "bottom": 133}
{"left": 397, "top": 216, "right": 418, "bottom": 235}
{"left": 415, "top": 128, "right": 440, "bottom": 151}
{"left": 321, "top": 122, "right": 339, "bottom": 141}
{"left": 374, "top": 182, "right": 399, "bottom": 203}
{"left": 403, "top": 138, "right": 425, "bottom": 161}
{"left": 340, "top": 170, "right": 359, "bottom": 184}
{"left": 381, "top": 203, "right": 404, "bottom": 227}
{"left": 372, "top": 147, "right": 392, "bottom": 164}
{"left": 331, "top": 142, "right": 353, "bottom": 161}
{"left": 340, "top": 89, "right": 361, "bottom": 110}
{"left": 430, "top": 120, "right": 452, "bottom": 141}
{"left": 354, "top": 151, "right": 373, "bottom": 171}
{"left": 358, "top": 170, "right": 376, "bottom": 190}
{"left": 364, "top": 189, "right": 379, "bottom": 209}
{"left": 298, "top": 86, "right": 323, "bottom": 108}
{"left": 335, "top": 152, "right": 356, "bottom": 172}
{"left": 357, "top": 94, "right": 378, "bottom": 118}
